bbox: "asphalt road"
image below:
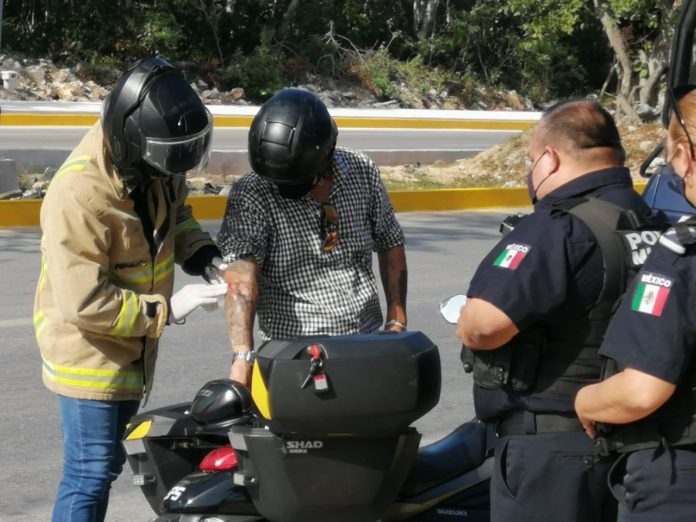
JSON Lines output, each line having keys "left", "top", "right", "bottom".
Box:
{"left": 0, "top": 208, "right": 527, "bottom": 521}
{"left": 0, "top": 126, "right": 517, "bottom": 153}
{"left": 0, "top": 126, "right": 518, "bottom": 175}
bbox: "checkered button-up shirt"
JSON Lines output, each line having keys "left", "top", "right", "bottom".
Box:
{"left": 217, "top": 148, "right": 405, "bottom": 340}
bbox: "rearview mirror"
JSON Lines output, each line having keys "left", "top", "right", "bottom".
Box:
{"left": 439, "top": 295, "right": 468, "bottom": 324}
{"left": 640, "top": 141, "right": 665, "bottom": 178}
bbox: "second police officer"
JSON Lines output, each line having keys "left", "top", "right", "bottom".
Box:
{"left": 575, "top": 85, "right": 696, "bottom": 522}
{"left": 455, "top": 99, "right": 666, "bottom": 522}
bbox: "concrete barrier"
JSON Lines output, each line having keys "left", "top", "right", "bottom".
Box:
{"left": 0, "top": 158, "right": 19, "bottom": 195}
{"left": 0, "top": 184, "right": 648, "bottom": 228}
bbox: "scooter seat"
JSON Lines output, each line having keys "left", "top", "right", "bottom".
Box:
{"left": 400, "top": 420, "right": 488, "bottom": 496}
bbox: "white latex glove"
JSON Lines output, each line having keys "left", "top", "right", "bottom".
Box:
{"left": 170, "top": 283, "right": 228, "bottom": 323}
{"left": 203, "top": 256, "right": 229, "bottom": 285}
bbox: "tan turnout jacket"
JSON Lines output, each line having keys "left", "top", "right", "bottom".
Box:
{"left": 34, "top": 123, "right": 215, "bottom": 400}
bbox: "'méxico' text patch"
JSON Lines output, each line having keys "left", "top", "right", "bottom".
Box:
{"left": 493, "top": 243, "right": 530, "bottom": 270}
{"left": 630, "top": 272, "right": 673, "bottom": 317}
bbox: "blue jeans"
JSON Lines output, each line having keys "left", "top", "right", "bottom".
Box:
{"left": 52, "top": 396, "right": 140, "bottom": 522}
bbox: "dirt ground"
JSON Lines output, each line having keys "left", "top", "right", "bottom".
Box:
{"left": 380, "top": 122, "right": 664, "bottom": 190}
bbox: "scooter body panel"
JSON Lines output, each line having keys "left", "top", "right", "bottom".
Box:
{"left": 161, "top": 470, "right": 259, "bottom": 516}
{"left": 124, "top": 403, "right": 230, "bottom": 513}
{"left": 153, "top": 515, "right": 263, "bottom": 522}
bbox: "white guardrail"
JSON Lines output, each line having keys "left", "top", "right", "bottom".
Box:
{"left": 0, "top": 100, "right": 542, "bottom": 123}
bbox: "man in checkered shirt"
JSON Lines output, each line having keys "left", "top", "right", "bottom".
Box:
{"left": 217, "top": 89, "right": 407, "bottom": 386}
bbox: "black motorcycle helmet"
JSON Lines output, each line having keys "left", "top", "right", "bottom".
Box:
{"left": 248, "top": 88, "right": 338, "bottom": 199}
{"left": 101, "top": 57, "right": 213, "bottom": 186}
{"left": 190, "top": 379, "right": 253, "bottom": 429}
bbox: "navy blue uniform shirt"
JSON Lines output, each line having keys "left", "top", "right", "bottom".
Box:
{"left": 600, "top": 241, "right": 696, "bottom": 385}
{"left": 467, "top": 167, "right": 653, "bottom": 417}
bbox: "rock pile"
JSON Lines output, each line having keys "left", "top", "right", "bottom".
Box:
{"left": 0, "top": 55, "right": 537, "bottom": 111}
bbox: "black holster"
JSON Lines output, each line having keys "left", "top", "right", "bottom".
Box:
{"left": 461, "top": 329, "right": 544, "bottom": 392}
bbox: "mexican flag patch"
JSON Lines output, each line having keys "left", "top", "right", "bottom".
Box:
{"left": 630, "top": 272, "right": 673, "bottom": 317}
{"left": 493, "top": 243, "right": 531, "bottom": 270}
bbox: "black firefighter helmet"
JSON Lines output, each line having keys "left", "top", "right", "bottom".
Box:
{"left": 248, "top": 88, "right": 338, "bottom": 199}
{"left": 101, "top": 57, "right": 213, "bottom": 186}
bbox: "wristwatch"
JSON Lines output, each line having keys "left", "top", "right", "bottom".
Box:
{"left": 232, "top": 351, "right": 256, "bottom": 364}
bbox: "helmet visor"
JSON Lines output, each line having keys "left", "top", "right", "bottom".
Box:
{"left": 143, "top": 110, "right": 213, "bottom": 176}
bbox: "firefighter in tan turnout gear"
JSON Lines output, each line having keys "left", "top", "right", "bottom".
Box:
{"left": 34, "top": 58, "right": 227, "bottom": 522}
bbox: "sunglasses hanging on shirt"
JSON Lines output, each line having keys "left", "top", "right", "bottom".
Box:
{"left": 320, "top": 203, "right": 339, "bottom": 252}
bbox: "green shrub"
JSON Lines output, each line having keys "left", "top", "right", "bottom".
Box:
{"left": 217, "top": 31, "right": 288, "bottom": 101}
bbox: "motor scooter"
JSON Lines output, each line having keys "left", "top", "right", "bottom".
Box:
{"left": 123, "top": 297, "right": 493, "bottom": 522}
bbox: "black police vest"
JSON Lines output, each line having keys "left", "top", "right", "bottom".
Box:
{"left": 596, "top": 216, "right": 696, "bottom": 455}
{"left": 462, "top": 197, "right": 668, "bottom": 405}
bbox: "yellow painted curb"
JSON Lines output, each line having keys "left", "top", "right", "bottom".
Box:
{"left": 187, "top": 195, "right": 229, "bottom": 220}
{"left": 0, "top": 112, "right": 535, "bottom": 131}
{"left": 0, "top": 184, "right": 648, "bottom": 228}
{"left": 0, "top": 113, "right": 99, "bottom": 126}
{"left": 0, "top": 199, "right": 42, "bottom": 227}
{"left": 390, "top": 187, "right": 531, "bottom": 211}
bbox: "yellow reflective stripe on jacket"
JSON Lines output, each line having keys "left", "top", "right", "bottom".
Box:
{"left": 52, "top": 155, "right": 91, "bottom": 182}
{"left": 176, "top": 217, "right": 201, "bottom": 234}
{"left": 42, "top": 358, "right": 142, "bottom": 392}
{"left": 38, "top": 258, "right": 47, "bottom": 291}
{"left": 110, "top": 264, "right": 154, "bottom": 285}
{"left": 111, "top": 290, "right": 139, "bottom": 337}
{"left": 34, "top": 310, "right": 47, "bottom": 339}
{"left": 110, "top": 255, "right": 174, "bottom": 286}
{"left": 154, "top": 253, "right": 174, "bottom": 283}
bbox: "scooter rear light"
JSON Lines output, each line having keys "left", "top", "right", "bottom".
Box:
{"left": 199, "top": 445, "right": 238, "bottom": 472}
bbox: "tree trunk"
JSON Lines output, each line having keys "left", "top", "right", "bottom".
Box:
{"left": 413, "top": 0, "right": 441, "bottom": 40}
{"left": 593, "top": 0, "right": 634, "bottom": 101}
{"left": 616, "top": 93, "right": 642, "bottom": 124}
{"left": 638, "top": 1, "right": 680, "bottom": 107}
{"left": 196, "top": 0, "right": 225, "bottom": 66}
{"left": 278, "top": 0, "right": 301, "bottom": 41}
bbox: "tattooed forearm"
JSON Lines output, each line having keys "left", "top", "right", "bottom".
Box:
{"left": 223, "top": 257, "right": 259, "bottom": 350}
{"left": 391, "top": 269, "right": 407, "bottom": 307}
{"left": 378, "top": 246, "right": 408, "bottom": 322}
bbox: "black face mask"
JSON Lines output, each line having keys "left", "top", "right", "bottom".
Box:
{"left": 525, "top": 169, "right": 537, "bottom": 203}
{"left": 525, "top": 150, "right": 551, "bottom": 204}
{"left": 277, "top": 179, "right": 314, "bottom": 200}
{"left": 275, "top": 170, "right": 328, "bottom": 200}
{"left": 674, "top": 173, "right": 696, "bottom": 210}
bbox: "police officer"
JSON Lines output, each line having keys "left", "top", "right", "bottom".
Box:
{"left": 575, "top": 86, "right": 696, "bottom": 522}
{"left": 455, "top": 100, "right": 659, "bottom": 522}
